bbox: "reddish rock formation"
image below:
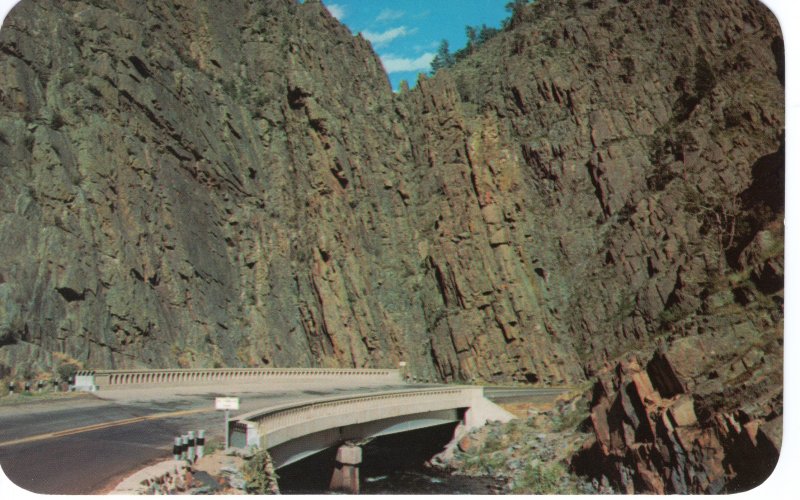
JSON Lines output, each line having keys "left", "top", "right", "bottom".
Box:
{"left": 574, "top": 337, "right": 781, "bottom": 493}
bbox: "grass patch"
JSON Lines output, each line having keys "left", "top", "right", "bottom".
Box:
{"left": 512, "top": 461, "right": 570, "bottom": 494}
{"left": 553, "top": 406, "right": 590, "bottom": 433}
{"left": 201, "top": 437, "right": 223, "bottom": 456}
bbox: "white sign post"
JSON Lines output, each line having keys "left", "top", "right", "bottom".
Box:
{"left": 215, "top": 397, "right": 240, "bottom": 450}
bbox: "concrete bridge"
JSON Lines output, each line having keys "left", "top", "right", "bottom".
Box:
{"left": 69, "top": 368, "right": 529, "bottom": 493}
{"left": 230, "top": 386, "right": 509, "bottom": 464}
{"left": 229, "top": 385, "right": 513, "bottom": 492}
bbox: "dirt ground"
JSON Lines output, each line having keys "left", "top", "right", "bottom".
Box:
{"left": 499, "top": 401, "right": 556, "bottom": 418}
{"left": 193, "top": 450, "right": 244, "bottom": 479}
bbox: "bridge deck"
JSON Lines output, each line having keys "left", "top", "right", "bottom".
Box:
{"left": 230, "top": 386, "right": 515, "bottom": 468}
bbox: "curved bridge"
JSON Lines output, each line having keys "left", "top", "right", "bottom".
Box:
{"left": 4, "top": 366, "right": 568, "bottom": 494}
{"left": 229, "top": 386, "right": 512, "bottom": 469}
{"left": 71, "top": 367, "right": 520, "bottom": 492}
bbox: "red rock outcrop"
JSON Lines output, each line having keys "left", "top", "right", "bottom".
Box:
{"left": 574, "top": 335, "right": 782, "bottom": 493}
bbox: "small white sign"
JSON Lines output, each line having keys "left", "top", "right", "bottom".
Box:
{"left": 215, "top": 397, "right": 240, "bottom": 410}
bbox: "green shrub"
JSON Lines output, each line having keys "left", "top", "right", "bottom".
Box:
{"left": 554, "top": 406, "right": 590, "bottom": 433}
{"left": 243, "top": 448, "right": 279, "bottom": 494}
{"left": 56, "top": 361, "right": 79, "bottom": 382}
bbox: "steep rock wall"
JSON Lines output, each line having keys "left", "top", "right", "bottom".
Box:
{"left": 411, "top": 0, "right": 783, "bottom": 377}
{"left": 0, "top": 0, "right": 433, "bottom": 373}
{"left": 0, "top": 0, "right": 783, "bottom": 389}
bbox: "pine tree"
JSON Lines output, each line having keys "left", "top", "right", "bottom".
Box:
{"left": 466, "top": 25, "right": 478, "bottom": 54}
{"left": 430, "top": 40, "right": 455, "bottom": 74}
{"left": 503, "top": 0, "right": 530, "bottom": 29}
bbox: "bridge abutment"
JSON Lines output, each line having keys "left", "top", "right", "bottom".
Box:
{"left": 329, "top": 444, "right": 362, "bottom": 494}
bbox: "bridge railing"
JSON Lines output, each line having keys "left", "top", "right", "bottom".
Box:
{"left": 75, "top": 367, "right": 403, "bottom": 391}
{"left": 232, "top": 386, "right": 483, "bottom": 449}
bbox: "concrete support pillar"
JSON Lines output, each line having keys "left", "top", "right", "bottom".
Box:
{"left": 330, "top": 445, "right": 362, "bottom": 494}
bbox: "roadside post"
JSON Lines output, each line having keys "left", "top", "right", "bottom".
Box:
{"left": 187, "top": 430, "right": 196, "bottom": 462}
{"left": 215, "top": 397, "right": 240, "bottom": 450}
{"left": 8, "top": 381, "right": 14, "bottom": 395}
{"left": 181, "top": 434, "right": 188, "bottom": 460}
{"left": 196, "top": 430, "right": 206, "bottom": 459}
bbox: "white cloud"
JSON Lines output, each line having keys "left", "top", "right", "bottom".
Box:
{"left": 413, "top": 40, "right": 441, "bottom": 53}
{"left": 376, "top": 8, "right": 404, "bottom": 22}
{"left": 361, "top": 26, "right": 415, "bottom": 47}
{"left": 380, "top": 52, "right": 435, "bottom": 73}
{"left": 325, "top": 3, "right": 345, "bottom": 20}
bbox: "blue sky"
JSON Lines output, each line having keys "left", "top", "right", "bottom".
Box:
{"left": 320, "top": 1, "right": 511, "bottom": 90}
{"left": 0, "top": 0, "right": 508, "bottom": 90}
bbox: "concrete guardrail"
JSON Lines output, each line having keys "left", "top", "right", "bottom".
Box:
{"left": 73, "top": 368, "right": 403, "bottom": 391}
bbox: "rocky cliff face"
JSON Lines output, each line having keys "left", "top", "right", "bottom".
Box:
{"left": 573, "top": 336, "right": 781, "bottom": 493}
{"left": 0, "top": 0, "right": 431, "bottom": 375}
{"left": 405, "top": 0, "right": 783, "bottom": 378}
{"left": 0, "top": 0, "right": 782, "bottom": 400}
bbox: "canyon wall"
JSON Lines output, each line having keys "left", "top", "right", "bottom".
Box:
{"left": 0, "top": 0, "right": 782, "bottom": 394}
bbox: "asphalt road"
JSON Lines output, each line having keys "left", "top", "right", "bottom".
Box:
{"left": 0, "top": 385, "right": 413, "bottom": 494}
{"left": 0, "top": 384, "right": 569, "bottom": 494}
{"left": 483, "top": 386, "right": 572, "bottom": 403}
{"left": 1, "top": 396, "right": 215, "bottom": 494}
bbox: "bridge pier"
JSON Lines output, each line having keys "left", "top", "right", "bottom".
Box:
{"left": 329, "top": 444, "right": 362, "bottom": 494}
